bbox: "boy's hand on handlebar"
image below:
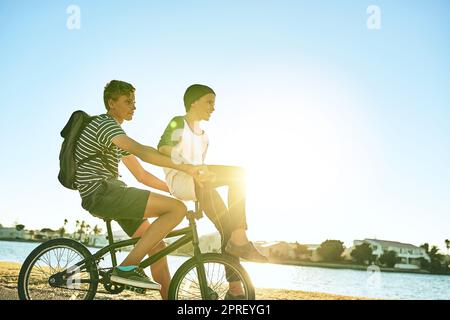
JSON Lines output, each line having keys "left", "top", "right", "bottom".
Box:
{"left": 197, "top": 166, "right": 216, "bottom": 184}
{"left": 183, "top": 165, "right": 215, "bottom": 188}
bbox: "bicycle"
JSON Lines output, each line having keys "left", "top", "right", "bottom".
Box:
{"left": 17, "top": 202, "right": 255, "bottom": 300}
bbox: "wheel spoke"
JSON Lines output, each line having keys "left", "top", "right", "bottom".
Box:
{"left": 21, "top": 243, "right": 97, "bottom": 300}
{"left": 173, "top": 256, "right": 252, "bottom": 300}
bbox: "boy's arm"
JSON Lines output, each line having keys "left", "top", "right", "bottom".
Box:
{"left": 158, "top": 116, "right": 193, "bottom": 164}
{"left": 122, "top": 154, "right": 170, "bottom": 193}
{"left": 158, "top": 145, "right": 173, "bottom": 158}
{"left": 157, "top": 116, "right": 184, "bottom": 153}
{"left": 159, "top": 143, "right": 196, "bottom": 165}
{"left": 112, "top": 134, "right": 206, "bottom": 183}
{"left": 156, "top": 116, "right": 214, "bottom": 182}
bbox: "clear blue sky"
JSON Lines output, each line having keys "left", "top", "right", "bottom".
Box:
{"left": 1, "top": 1, "right": 449, "bottom": 251}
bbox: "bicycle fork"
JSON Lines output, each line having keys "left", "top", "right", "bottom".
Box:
{"left": 187, "top": 211, "right": 210, "bottom": 300}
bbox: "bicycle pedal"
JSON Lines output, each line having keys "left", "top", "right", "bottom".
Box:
{"left": 124, "top": 285, "right": 147, "bottom": 294}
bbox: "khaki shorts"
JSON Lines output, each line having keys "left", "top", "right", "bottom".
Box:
{"left": 168, "top": 172, "right": 197, "bottom": 201}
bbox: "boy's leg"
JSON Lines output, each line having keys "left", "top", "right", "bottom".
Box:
{"left": 132, "top": 220, "right": 171, "bottom": 300}
{"left": 204, "top": 165, "right": 267, "bottom": 262}
{"left": 86, "top": 181, "right": 185, "bottom": 289}
{"left": 121, "top": 192, "right": 186, "bottom": 267}
{"left": 205, "top": 165, "right": 248, "bottom": 234}
{"left": 195, "top": 184, "right": 244, "bottom": 293}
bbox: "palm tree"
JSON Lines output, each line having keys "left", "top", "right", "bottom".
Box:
{"left": 445, "top": 239, "right": 450, "bottom": 256}
{"left": 91, "top": 225, "right": 102, "bottom": 247}
{"left": 59, "top": 226, "right": 66, "bottom": 237}
{"left": 74, "top": 220, "right": 80, "bottom": 239}
{"left": 421, "top": 243, "right": 445, "bottom": 273}
{"left": 59, "top": 219, "right": 69, "bottom": 237}
{"left": 93, "top": 225, "right": 102, "bottom": 236}
{"left": 293, "top": 242, "right": 309, "bottom": 260}
{"left": 78, "top": 220, "right": 86, "bottom": 241}
{"left": 84, "top": 224, "right": 92, "bottom": 245}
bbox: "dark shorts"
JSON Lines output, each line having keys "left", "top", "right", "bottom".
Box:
{"left": 81, "top": 179, "right": 149, "bottom": 237}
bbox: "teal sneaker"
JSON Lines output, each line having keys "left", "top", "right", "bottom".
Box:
{"left": 110, "top": 266, "right": 161, "bottom": 290}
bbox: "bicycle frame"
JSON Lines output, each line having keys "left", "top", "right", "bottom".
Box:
{"left": 94, "top": 226, "right": 194, "bottom": 270}
{"left": 74, "top": 209, "right": 204, "bottom": 272}
{"left": 68, "top": 206, "right": 211, "bottom": 297}
{"left": 22, "top": 202, "right": 253, "bottom": 300}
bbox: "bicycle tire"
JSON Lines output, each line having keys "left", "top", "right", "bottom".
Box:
{"left": 168, "top": 253, "right": 255, "bottom": 300}
{"left": 18, "top": 238, "right": 99, "bottom": 300}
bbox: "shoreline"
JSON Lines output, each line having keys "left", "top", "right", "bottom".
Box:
{"left": 2, "top": 239, "right": 445, "bottom": 276}
{"left": 0, "top": 261, "right": 374, "bottom": 300}
{"left": 0, "top": 238, "right": 107, "bottom": 249}
{"left": 265, "top": 258, "right": 437, "bottom": 275}
{"left": 171, "top": 252, "right": 437, "bottom": 276}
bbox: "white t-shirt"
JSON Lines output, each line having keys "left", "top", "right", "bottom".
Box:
{"left": 158, "top": 116, "right": 209, "bottom": 200}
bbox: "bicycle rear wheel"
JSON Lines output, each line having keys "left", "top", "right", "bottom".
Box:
{"left": 168, "top": 253, "right": 255, "bottom": 300}
{"left": 18, "top": 238, "right": 99, "bottom": 300}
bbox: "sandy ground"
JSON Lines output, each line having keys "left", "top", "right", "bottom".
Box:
{"left": 0, "top": 261, "right": 371, "bottom": 300}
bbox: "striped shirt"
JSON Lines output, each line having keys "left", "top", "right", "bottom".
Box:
{"left": 74, "top": 114, "right": 130, "bottom": 198}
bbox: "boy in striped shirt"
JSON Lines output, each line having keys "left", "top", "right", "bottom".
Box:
{"left": 75, "top": 80, "right": 207, "bottom": 299}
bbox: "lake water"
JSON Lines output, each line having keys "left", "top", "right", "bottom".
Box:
{"left": 1, "top": 240, "right": 449, "bottom": 300}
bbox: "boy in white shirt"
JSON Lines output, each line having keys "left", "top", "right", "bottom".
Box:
{"left": 158, "top": 84, "right": 267, "bottom": 299}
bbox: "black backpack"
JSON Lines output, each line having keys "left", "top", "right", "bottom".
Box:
{"left": 58, "top": 110, "right": 116, "bottom": 190}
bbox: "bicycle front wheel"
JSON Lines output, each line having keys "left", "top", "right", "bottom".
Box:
{"left": 168, "top": 253, "right": 255, "bottom": 300}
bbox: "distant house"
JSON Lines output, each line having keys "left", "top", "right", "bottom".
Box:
{"left": 163, "top": 233, "right": 221, "bottom": 257}
{"left": 87, "top": 234, "right": 108, "bottom": 247}
{"left": 352, "top": 239, "right": 430, "bottom": 270}
{"left": 304, "top": 244, "right": 322, "bottom": 262}
{"left": 0, "top": 227, "right": 29, "bottom": 240}
{"left": 256, "top": 241, "right": 311, "bottom": 260}
{"left": 256, "top": 242, "right": 290, "bottom": 259}
{"left": 342, "top": 247, "right": 355, "bottom": 261}
{"left": 111, "top": 229, "right": 130, "bottom": 242}
{"left": 34, "top": 228, "right": 60, "bottom": 240}
{"left": 198, "top": 233, "right": 221, "bottom": 253}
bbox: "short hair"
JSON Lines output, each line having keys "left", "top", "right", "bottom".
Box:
{"left": 183, "top": 84, "right": 215, "bottom": 112}
{"left": 103, "top": 80, "right": 135, "bottom": 110}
